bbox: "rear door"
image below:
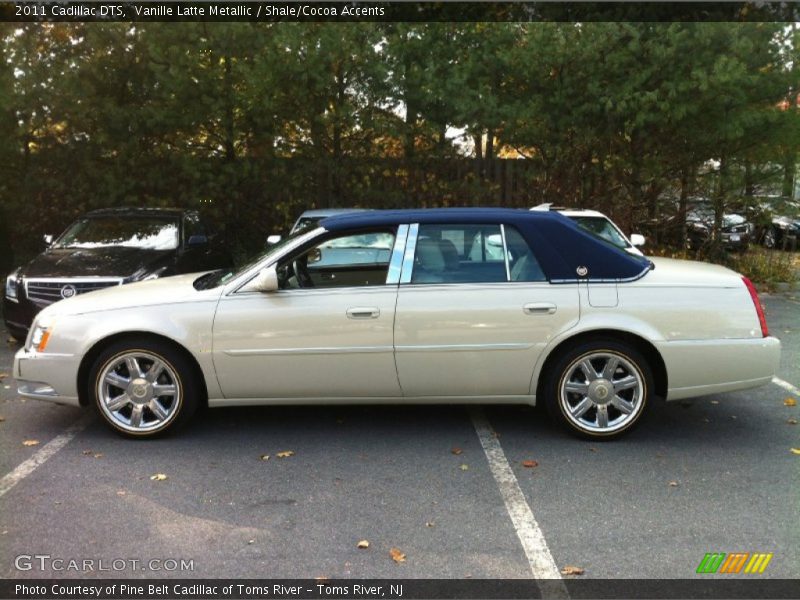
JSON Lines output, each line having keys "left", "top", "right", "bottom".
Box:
{"left": 393, "top": 222, "right": 579, "bottom": 397}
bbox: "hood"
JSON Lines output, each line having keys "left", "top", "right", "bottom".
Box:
{"left": 21, "top": 246, "right": 174, "bottom": 279}
{"left": 640, "top": 257, "right": 742, "bottom": 287}
{"left": 36, "top": 272, "right": 222, "bottom": 319}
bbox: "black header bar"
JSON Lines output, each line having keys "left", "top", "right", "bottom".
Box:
{"left": 2, "top": 1, "right": 800, "bottom": 22}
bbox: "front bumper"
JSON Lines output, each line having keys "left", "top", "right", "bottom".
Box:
{"left": 658, "top": 336, "right": 781, "bottom": 401}
{"left": 14, "top": 347, "right": 82, "bottom": 407}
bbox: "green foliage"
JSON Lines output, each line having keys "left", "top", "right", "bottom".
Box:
{"left": 1, "top": 23, "right": 798, "bottom": 261}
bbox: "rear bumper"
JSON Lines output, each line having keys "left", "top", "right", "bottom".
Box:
{"left": 658, "top": 336, "right": 781, "bottom": 401}
{"left": 13, "top": 347, "right": 82, "bottom": 407}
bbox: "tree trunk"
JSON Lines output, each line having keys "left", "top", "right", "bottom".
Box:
{"left": 782, "top": 151, "right": 796, "bottom": 198}
{"left": 223, "top": 55, "right": 235, "bottom": 161}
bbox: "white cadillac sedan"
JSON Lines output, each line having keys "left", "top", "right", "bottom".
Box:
{"left": 13, "top": 208, "right": 781, "bottom": 440}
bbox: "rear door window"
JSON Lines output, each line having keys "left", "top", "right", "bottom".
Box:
{"left": 411, "top": 223, "right": 545, "bottom": 284}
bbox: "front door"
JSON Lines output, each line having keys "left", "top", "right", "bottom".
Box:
{"left": 213, "top": 227, "right": 403, "bottom": 399}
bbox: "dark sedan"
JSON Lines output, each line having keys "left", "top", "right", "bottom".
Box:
{"left": 3, "top": 207, "right": 232, "bottom": 341}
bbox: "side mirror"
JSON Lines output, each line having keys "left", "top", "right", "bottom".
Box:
{"left": 187, "top": 234, "right": 208, "bottom": 247}
{"left": 630, "top": 233, "right": 646, "bottom": 247}
{"left": 241, "top": 266, "right": 279, "bottom": 293}
{"left": 265, "top": 234, "right": 282, "bottom": 247}
{"left": 43, "top": 234, "right": 54, "bottom": 247}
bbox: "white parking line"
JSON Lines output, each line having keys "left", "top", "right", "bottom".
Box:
{"left": 0, "top": 415, "right": 91, "bottom": 499}
{"left": 470, "top": 408, "right": 569, "bottom": 599}
{"left": 773, "top": 376, "right": 800, "bottom": 397}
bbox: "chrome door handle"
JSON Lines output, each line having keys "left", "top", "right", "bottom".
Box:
{"left": 523, "top": 302, "right": 557, "bottom": 315}
{"left": 346, "top": 307, "right": 380, "bottom": 319}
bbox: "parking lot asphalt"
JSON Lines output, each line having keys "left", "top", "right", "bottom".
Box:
{"left": 0, "top": 295, "right": 798, "bottom": 582}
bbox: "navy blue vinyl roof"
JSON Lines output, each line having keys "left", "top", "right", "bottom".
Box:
{"left": 321, "top": 208, "right": 651, "bottom": 282}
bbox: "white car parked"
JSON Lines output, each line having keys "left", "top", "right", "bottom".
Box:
{"left": 531, "top": 204, "right": 646, "bottom": 256}
{"left": 14, "top": 209, "right": 780, "bottom": 440}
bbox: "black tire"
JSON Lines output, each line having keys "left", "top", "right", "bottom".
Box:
{"left": 763, "top": 227, "right": 777, "bottom": 249}
{"left": 88, "top": 337, "right": 200, "bottom": 438}
{"left": 543, "top": 338, "right": 654, "bottom": 440}
{"left": 6, "top": 326, "right": 26, "bottom": 344}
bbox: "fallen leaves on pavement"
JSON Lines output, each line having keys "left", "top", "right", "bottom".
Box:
{"left": 561, "top": 565, "right": 585, "bottom": 576}
{"left": 356, "top": 540, "right": 370, "bottom": 549}
{"left": 425, "top": 521, "right": 435, "bottom": 528}
{"left": 784, "top": 398, "right": 797, "bottom": 407}
{"left": 668, "top": 481, "right": 679, "bottom": 487}
{"left": 276, "top": 451, "right": 295, "bottom": 458}
{"left": 451, "top": 447, "right": 463, "bottom": 455}
{"left": 259, "top": 454, "right": 270, "bottom": 461}
{"left": 22, "top": 440, "right": 39, "bottom": 447}
{"left": 459, "top": 464, "right": 469, "bottom": 471}
{"left": 389, "top": 548, "right": 406, "bottom": 563}
{"left": 521, "top": 460, "right": 539, "bottom": 468}
{"left": 0, "top": 373, "right": 7, "bottom": 381}
{"left": 0, "top": 415, "right": 5, "bottom": 422}
{"left": 791, "top": 448, "right": 800, "bottom": 456}
{"left": 787, "top": 418, "right": 798, "bottom": 425}
{"left": 150, "top": 473, "right": 168, "bottom": 481}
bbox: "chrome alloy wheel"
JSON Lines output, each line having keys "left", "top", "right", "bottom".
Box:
{"left": 559, "top": 350, "right": 645, "bottom": 434}
{"left": 96, "top": 351, "right": 182, "bottom": 434}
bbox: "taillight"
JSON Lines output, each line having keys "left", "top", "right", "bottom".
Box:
{"left": 742, "top": 277, "right": 769, "bottom": 337}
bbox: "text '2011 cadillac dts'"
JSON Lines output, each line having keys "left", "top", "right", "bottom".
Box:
{"left": 13, "top": 208, "right": 781, "bottom": 440}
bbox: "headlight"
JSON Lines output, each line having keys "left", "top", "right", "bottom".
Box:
{"left": 5, "top": 269, "right": 20, "bottom": 302}
{"left": 29, "top": 319, "right": 54, "bottom": 352}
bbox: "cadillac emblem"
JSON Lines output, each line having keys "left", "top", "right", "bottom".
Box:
{"left": 60, "top": 284, "right": 77, "bottom": 299}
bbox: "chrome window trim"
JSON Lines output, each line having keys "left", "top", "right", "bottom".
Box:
{"left": 399, "top": 223, "right": 420, "bottom": 284}
{"left": 500, "top": 224, "right": 511, "bottom": 282}
{"left": 386, "top": 224, "right": 409, "bottom": 285}
{"left": 550, "top": 264, "right": 652, "bottom": 285}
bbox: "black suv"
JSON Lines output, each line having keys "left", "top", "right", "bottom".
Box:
{"left": 3, "top": 207, "right": 233, "bottom": 341}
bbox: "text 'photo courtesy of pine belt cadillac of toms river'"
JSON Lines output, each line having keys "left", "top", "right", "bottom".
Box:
{"left": 11, "top": 208, "right": 781, "bottom": 440}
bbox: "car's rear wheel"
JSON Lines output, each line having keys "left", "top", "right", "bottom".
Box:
{"left": 544, "top": 339, "right": 653, "bottom": 440}
{"left": 89, "top": 339, "right": 199, "bottom": 438}
{"left": 763, "top": 227, "right": 777, "bottom": 249}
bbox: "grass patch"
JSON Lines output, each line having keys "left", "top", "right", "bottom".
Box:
{"left": 725, "top": 249, "right": 799, "bottom": 291}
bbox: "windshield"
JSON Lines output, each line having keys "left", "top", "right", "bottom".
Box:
{"left": 569, "top": 216, "right": 630, "bottom": 250}
{"left": 55, "top": 216, "right": 179, "bottom": 250}
{"left": 194, "top": 227, "right": 311, "bottom": 289}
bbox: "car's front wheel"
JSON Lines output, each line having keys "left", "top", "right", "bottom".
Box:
{"left": 544, "top": 339, "right": 653, "bottom": 440}
{"left": 89, "top": 339, "right": 199, "bottom": 438}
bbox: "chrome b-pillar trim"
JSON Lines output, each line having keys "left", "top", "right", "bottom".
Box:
{"left": 399, "top": 224, "right": 420, "bottom": 284}
{"left": 386, "top": 224, "right": 410, "bottom": 285}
